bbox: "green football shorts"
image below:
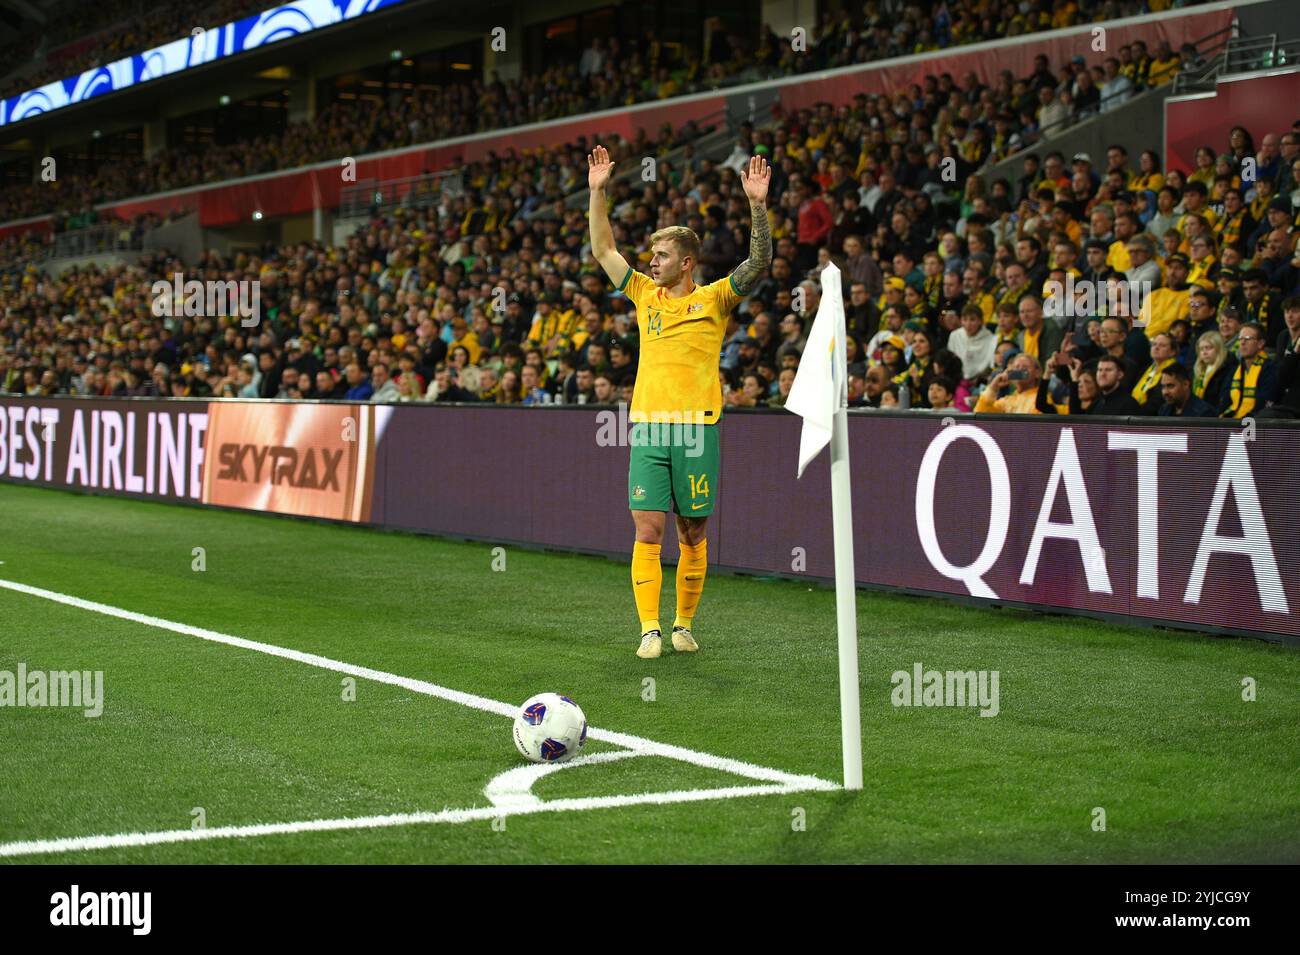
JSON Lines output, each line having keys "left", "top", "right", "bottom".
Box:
{"left": 627, "top": 421, "right": 720, "bottom": 516}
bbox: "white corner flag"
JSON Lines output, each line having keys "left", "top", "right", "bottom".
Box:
{"left": 783, "top": 263, "right": 863, "bottom": 791}
{"left": 786, "top": 264, "right": 844, "bottom": 476}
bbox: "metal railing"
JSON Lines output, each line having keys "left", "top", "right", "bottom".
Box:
{"left": 1173, "top": 32, "right": 1300, "bottom": 94}
{"left": 1171, "top": 53, "right": 1224, "bottom": 93}
{"left": 338, "top": 169, "right": 465, "bottom": 220}
{"left": 32, "top": 222, "right": 144, "bottom": 263}
{"left": 1224, "top": 34, "right": 1300, "bottom": 73}
{"left": 1169, "top": 23, "right": 1235, "bottom": 94}
{"left": 981, "top": 26, "right": 1229, "bottom": 173}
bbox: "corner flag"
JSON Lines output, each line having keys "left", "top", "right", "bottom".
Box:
{"left": 783, "top": 262, "right": 863, "bottom": 791}
{"left": 785, "top": 263, "right": 847, "bottom": 477}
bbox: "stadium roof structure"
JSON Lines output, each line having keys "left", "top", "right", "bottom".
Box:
{"left": 0, "top": 0, "right": 55, "bottom": 45}
{"left": 0, "top": 0, "right": 504, "bottom": 144}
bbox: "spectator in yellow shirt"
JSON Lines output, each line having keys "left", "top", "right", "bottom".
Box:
{"left": 963, "top": 266, "right": 996, "bottom": 325}
{"left": 804, "top": 121, "right": 830, "bottom": 158}
{"left": 1131, "top": 333, "right": 1178, "bottom": 411}
{"left": 1138, "top": 253, "right": 1192, "bottom": 338}
{"left": 527, "top": 295, "right": 579, "bottom": 359}
{"left": 569, "top": 310, "right": 609, "bottom": 354}
{"left": 1131, "top": 150, "right": 1165, "bottom": 193}
{"left": 1249, "top": 177, "right": 1279, "bottom": 223}
{"left": 975, "top": 354, "right": 1043, "bottom": 414}
{"left": 1051, "top": 204, "right": 1084, "bottom": 246}
{"left": 446, "top": 315, "right": 483, "bottom": 365}
{"left": 1178, "top": 181, "right": 1219, "bottom": 231}
{"left": 1147, "top": 42, "right": 1181, "bottom": 86}
{"left": 1051, "top": 2, "right": 1078, "bottom": 29}
{"left": 1186, "top": 236, "right": 1218, "bottom": 289}
{"left": 1188, "top": 146, "right": 1217, "bottom": 189}
{"left": 1107, "top": 212, "right": 1141, "bottom": 273}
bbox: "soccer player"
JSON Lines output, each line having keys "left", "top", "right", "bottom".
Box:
{"left": 587, "top": 144, "right": 771, "bottom": 658}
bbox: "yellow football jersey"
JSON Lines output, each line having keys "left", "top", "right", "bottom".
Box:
{"left": 618, "top": 267, "right": 741, "bottom": 423}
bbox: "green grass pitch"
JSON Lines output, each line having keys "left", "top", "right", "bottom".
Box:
{"left": 0, "top": 480, "right": 1297, "bottom": 864}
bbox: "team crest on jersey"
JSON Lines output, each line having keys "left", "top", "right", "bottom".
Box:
{"left": 631, "top": 485, "right": 646, "bottom": 502}
{"left": 687, "top": 303, "right": 704, "bottom": 312}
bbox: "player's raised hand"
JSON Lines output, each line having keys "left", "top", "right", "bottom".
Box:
{"left": 741, "top": 155, "right": 771, "bottom": 204}
{"left": 588, "top": 145, "right": 615, "bottom": 191}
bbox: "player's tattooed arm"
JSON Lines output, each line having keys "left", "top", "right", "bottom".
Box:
{"left": 730, "top": 201, "right": 772, "bottom": 294}
{"left": 731, "top": 155, "right": 773, "bottom": 294}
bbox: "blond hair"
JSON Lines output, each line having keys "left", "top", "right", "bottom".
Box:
{"left": 1194, "top": 330, "right": 1226, "bottom": 384}
{"left": 649, "top": 226, "right": 701, "bottom": 263}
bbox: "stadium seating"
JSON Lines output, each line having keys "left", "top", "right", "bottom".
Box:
{"left": 9, "top": 0, "right": 1298, "bottom": 422}
{"left": 0, "top": 1, "right": 1205, "bottom": 227}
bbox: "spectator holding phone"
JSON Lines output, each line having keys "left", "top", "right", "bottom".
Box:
{"left": 974, "top": 353, "right": 1042, "bottom": 414}
{"left": 1039, "top": 359, "right": 1099, "bottom": 414}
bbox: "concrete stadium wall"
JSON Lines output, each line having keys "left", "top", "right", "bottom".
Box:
{"left": 142, "top": 213, "right": 203, "bottom": 264}
{"left": 980, "top": 87, "right": 1172, "bottom": 190}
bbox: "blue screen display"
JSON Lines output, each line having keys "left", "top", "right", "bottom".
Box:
{"left": 1, "top": 0, "right": 410, "bottom": 129}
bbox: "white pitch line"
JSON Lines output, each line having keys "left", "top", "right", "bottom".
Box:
{"left": 0, "top": 575, "right": 837, "bottom": 852}
{"left": 0, "top": 577, "right": 833, "bottom": 790}
{"left": 485, "top": 750, "right": 644, "bottom": 809}
{"left": 0, "top": 781, "right": 821, "bottom": 859}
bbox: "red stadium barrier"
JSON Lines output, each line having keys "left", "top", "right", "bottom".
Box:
{"left": 1165, "top": 68, "right": 1300, "bottom": 172}
{"left": 0, "top": 215, "right": 52, "bottom": 243}
{"left": 102, "top": 94, "right": 730, "bottom": 228}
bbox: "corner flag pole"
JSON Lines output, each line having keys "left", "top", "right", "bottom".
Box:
{"left": 783, "top": 262, "right": 862, "bottom": 791}
{"left": 828, "top": 278, "right": 863, "bottom": 791}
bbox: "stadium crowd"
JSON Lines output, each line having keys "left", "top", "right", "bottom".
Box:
{"left": 8, "top": 97, "right": 1300, "bottom": 420}
{"left": 6, "top": 10, "right": 1298, "bottom": 420}
{"left": 0, "top": 0, "right": 1199, "bottom": 227}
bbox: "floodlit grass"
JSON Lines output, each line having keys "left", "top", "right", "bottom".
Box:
{"left": 0, "top": 482, "right": 1297, "bottom": 863}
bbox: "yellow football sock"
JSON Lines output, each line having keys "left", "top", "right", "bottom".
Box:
{"left": 632, "top": 541, "right": 662, "bottom": 634}
{"left": 674, "top": 538, "right": 707, "bottom": 629}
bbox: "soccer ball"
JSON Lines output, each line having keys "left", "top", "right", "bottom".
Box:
{"left": 512, "top": 693, "right": 588, "bottom": 763}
